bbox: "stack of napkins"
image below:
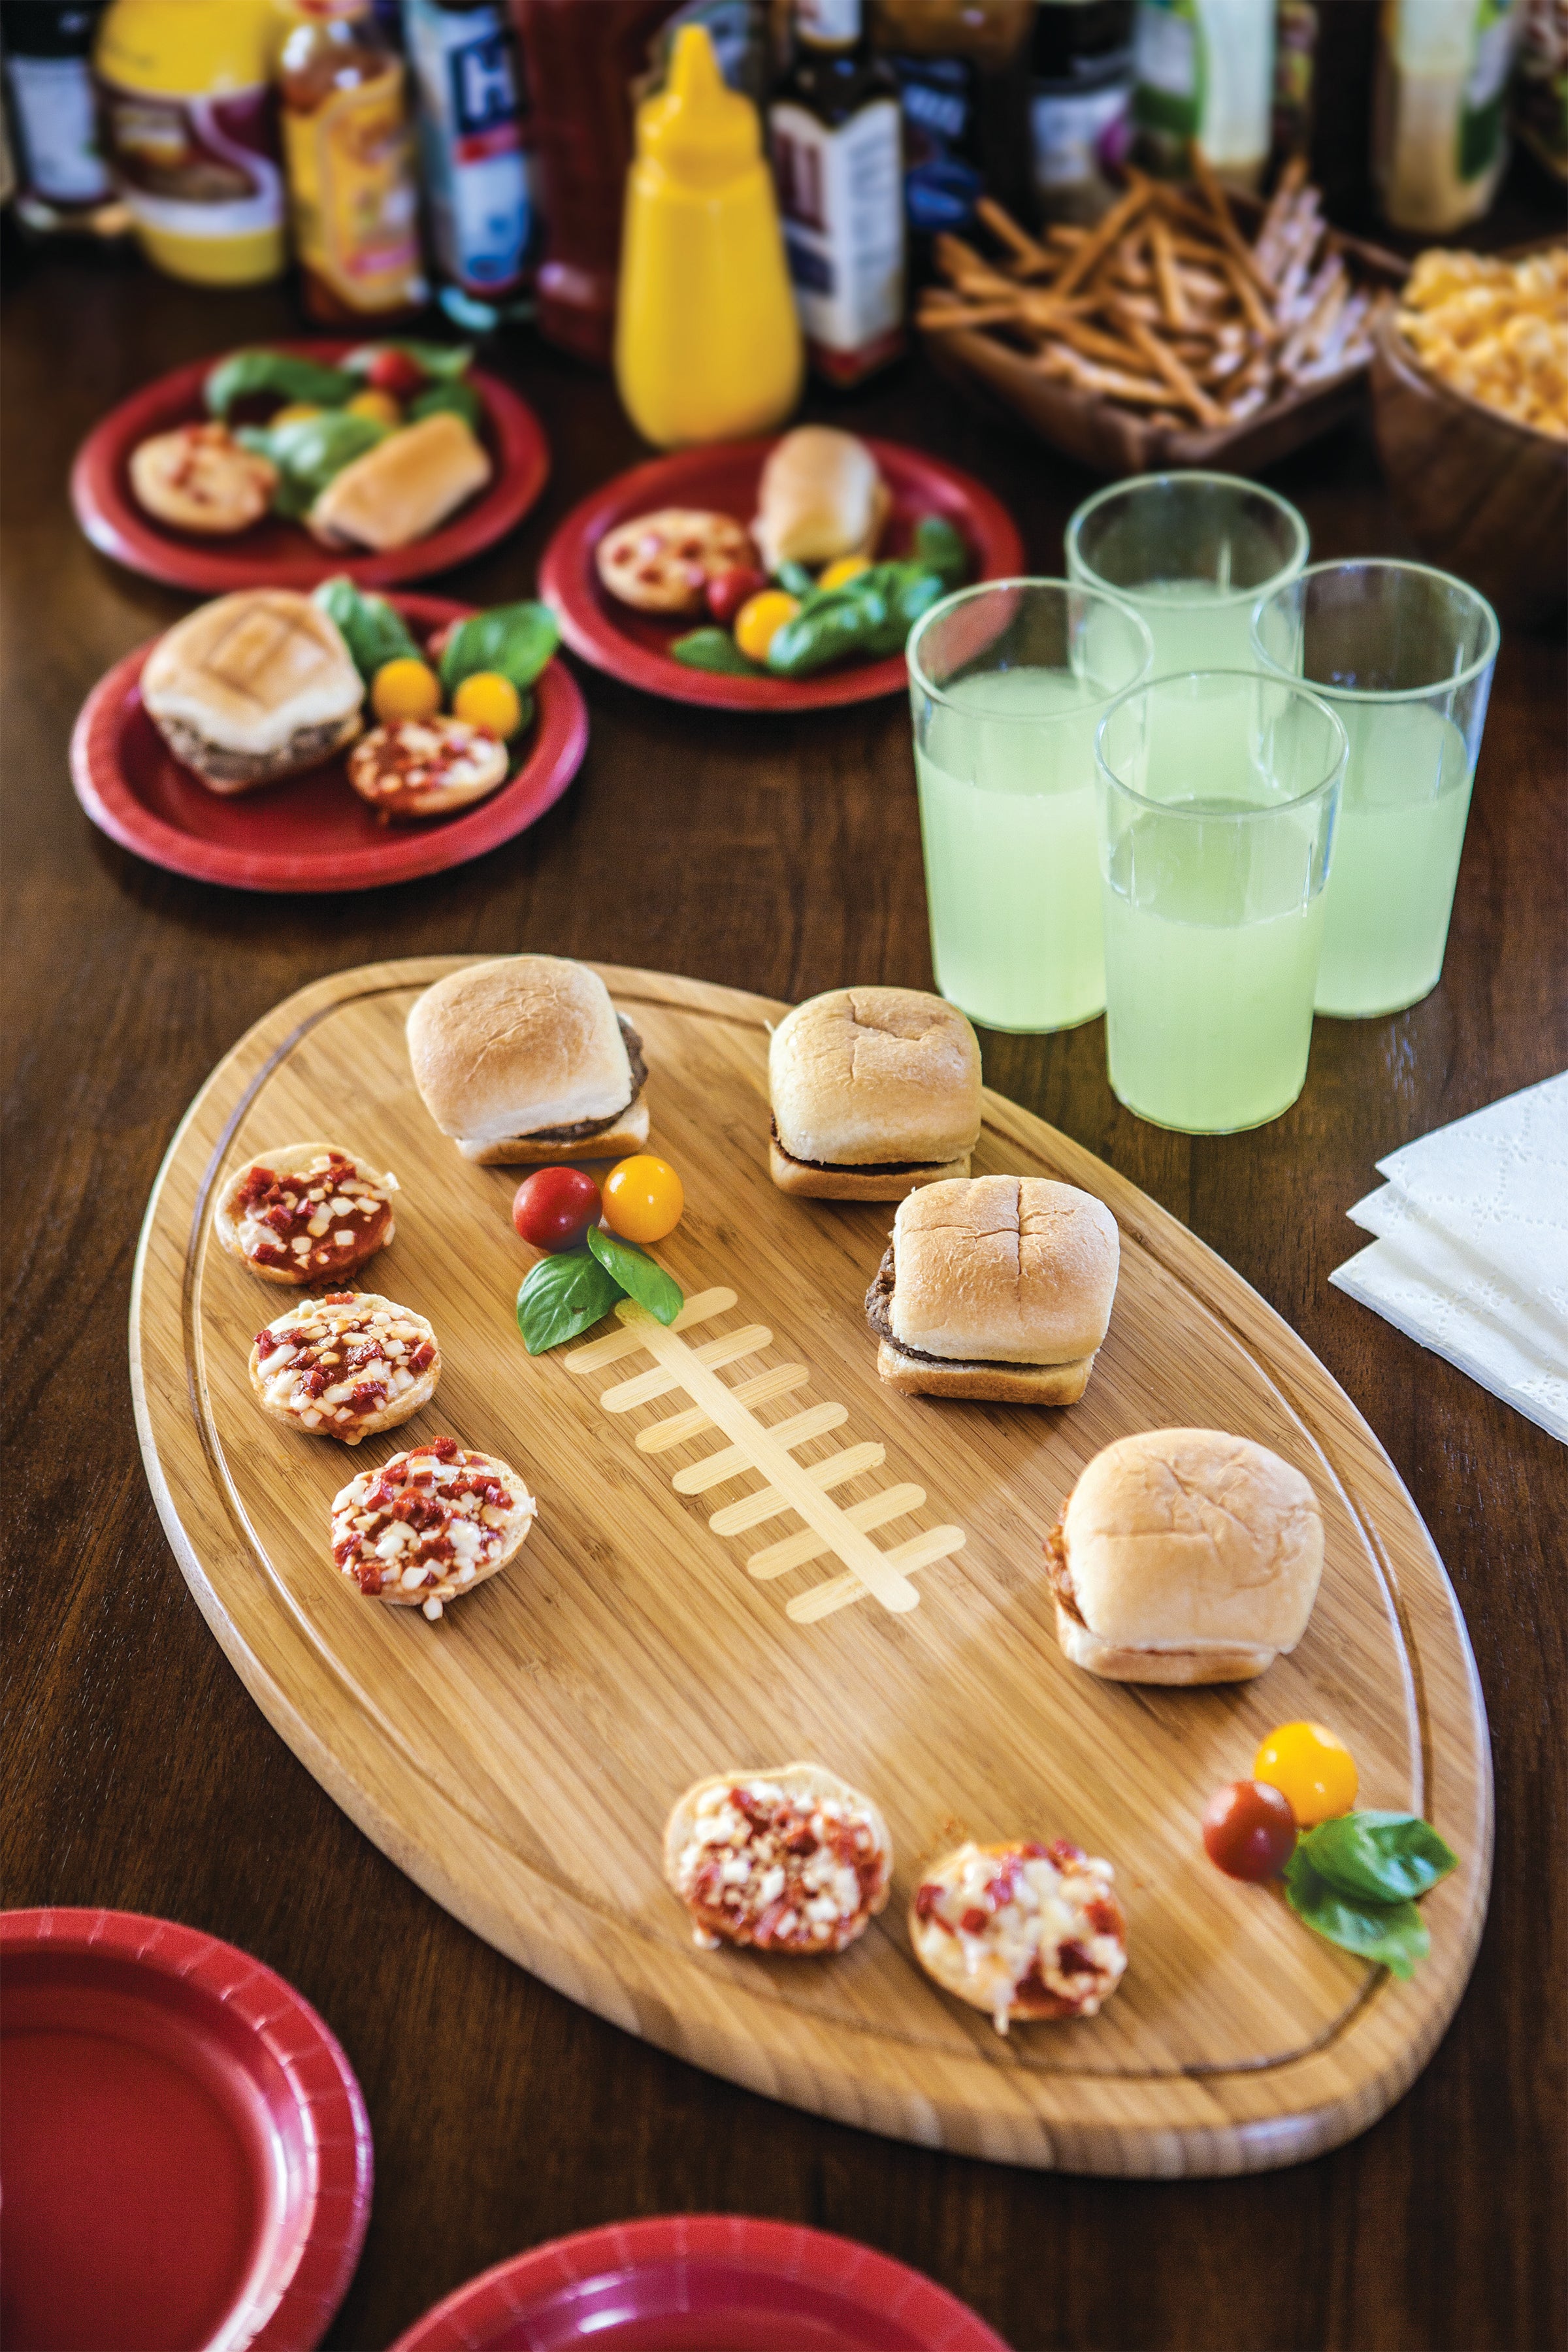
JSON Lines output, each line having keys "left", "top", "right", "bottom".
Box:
{"left": 1330, "top": 1073, "right": 1568, "bottom": 1445}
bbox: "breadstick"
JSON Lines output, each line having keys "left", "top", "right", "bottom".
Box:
{"left": 1052, "top": 180, "right": 1153, "bottom": 297}
{"left": 1187, "top": 142, "right": 1275, "bottom": 299}
{"left": 1113, "top": 303, "right": 1227, "bottom": 425}
{"left": 975, "top": 197, "right": 1054, "bottom": 279}
{"left": 1151, "top": 217, "right": 1190, "bottom": 330}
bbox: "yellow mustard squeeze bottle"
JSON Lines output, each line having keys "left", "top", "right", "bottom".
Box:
{"left": 614, "top": 25, "right": 803, "bottom": 449}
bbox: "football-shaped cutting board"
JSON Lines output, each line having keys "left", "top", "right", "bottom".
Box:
{"left": 131, "top": 960, "right": 1492, "bottom": 2176}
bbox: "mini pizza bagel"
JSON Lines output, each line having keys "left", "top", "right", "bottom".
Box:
{"left": 129, "top": 423, "right": 278, "bottom": 536}
{"left": 214, "top": 1144, "right": 398, "bottom": 1285}
{"left": 595, "top": 507, "right": 755, "bottom": 615}
{"left": 347, "top": 716, "right": 510, "bottom": 820}
{"left": 249, "top": 1291, "right": 438, "bottom": 1443}
{"left": 663, "top": 1763, "right": 893, "bottom": 1956}
{"left": 331, "top": 1437, "right": 536, "bottom": 1621}
{"left": 909, "top": 1838, "right": 1127, "bottom": 2034}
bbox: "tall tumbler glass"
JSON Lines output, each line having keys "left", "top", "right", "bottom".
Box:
{"left": 1066, "top": 472, "right": 1309, "bottom": 674}
{"left": 908, "top": 580, "right": 1153, "bottom": 1032}
{"left": 1096, "top": 670, "right": 1347, "bottom": 1132}
{"left": 1251, "top": 560, "right": 1501, "bottom": 1018}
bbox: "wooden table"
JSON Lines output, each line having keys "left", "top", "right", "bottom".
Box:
{"left": 3, "top": 227, "right": 1563, "bottom": 2352}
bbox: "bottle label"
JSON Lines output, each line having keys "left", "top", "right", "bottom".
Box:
{"left": 1132, "top": 0, "right": 1202, "bottom": 139}
{"left": 1032, "top": 76, "right": 1133, "bottom": 195}
{"left": 7, "top": 54, "right": 110, "bottom": 203}
{"left": 1459, "top": 0, "right": 1517, "bottom": 180}
{"left": 405, "top": 0, "right": 532, "bottom": 292}
{"left": 283, "top": 69, "right": 425, "bottom": 310}
{"left": 99, "top": 82, "right": 284, "bottom": 238}
{"left": 889, "top": 54, "right": 983, "bottom": 234}
{"left": 772, "top": 96, "right": 904, "bottom": 363}
{"left": 796, "top": 0, "right": 862, "bottom": 49}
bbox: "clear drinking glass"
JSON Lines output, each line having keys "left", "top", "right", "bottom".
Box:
{"left": 1066, "top": 471, "right": 1309, "bottom": 674}
{"left": 1251, "top": 560, "right": 1501, "bottom": 1018}
{"left": 1095, "top": 670, "right": 1347, "bottom": 1132}
{"left": 907, "top": 579, "right": 1153, "bottom": 1032}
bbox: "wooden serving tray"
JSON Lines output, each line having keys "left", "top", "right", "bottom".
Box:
{"left": 131, "top": 960, "right": 1492, "bottom": 2176}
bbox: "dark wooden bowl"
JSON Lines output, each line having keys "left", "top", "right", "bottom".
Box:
{"left": 1370, "top": 296, "right": 1568, "bottom": 627}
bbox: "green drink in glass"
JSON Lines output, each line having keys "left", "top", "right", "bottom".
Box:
{"left": 1066, "top": 471, "right": 1308, "bottom": 676}
{"left": 1096, "top": 670, "right": 1347, "bottom": 1132}
{"left": 1252, "top": 561, "right": 1500, "bottom": 1017}
{"left": 908, "top": 581, "right": 1152, "bottom": 1032}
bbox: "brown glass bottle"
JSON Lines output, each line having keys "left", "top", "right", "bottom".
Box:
{"left": 769, "top": 0, "right": 906, "bottom": 384}
{"left": 279, "top": 0, "right": 428, "bottom": 323}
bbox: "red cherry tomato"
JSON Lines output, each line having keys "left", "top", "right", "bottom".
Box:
{"left": 706, "top": 565, "right": 768, "bottom": 627}
{"left": 512, "top": 1166, "right": 601, "bottom": 1252}
{"left": 1201, "top": 1780, "right": 1298, "bottom": 1882}
{"left": 366, "top": 346, "right": 426, "bottom": 398}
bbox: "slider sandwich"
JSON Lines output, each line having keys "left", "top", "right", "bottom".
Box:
{"left": 866, "top": 1175, "right": 1119, "bottom": 1404}
{"left": 140, "top": 589, "right": 364, "bottom": 793}
{"left": 1045, "top": 1429, "right": 1325, "bottom": 1684}
{"left": 753, "top": 426, "right": 890, "bottom": 574}
{"left": 407, "top": 955, "right": 649, "bottom": 1165}
{"left": 309, "top": 411, "right": 492, "bottom": 553}
{"left": 769, "top": 987, "right": 982, "bottom": 1202}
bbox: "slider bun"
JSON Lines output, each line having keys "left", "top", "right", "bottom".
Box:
{"left": 1058, "top": 1428, "right": 1324, "bottom": 1682}
{"left": 877, "top": 1337, "right": 1095, "bottom": 1404}
{"left": 769, "top": 988, "right": 981, "bottom": 1171}
{"left": 769, "top": 1138, "right": 972, "bottom": 1202}
{"left": 459, "top": 1096, "right": 649, "bottom": 1166}
{"left": 142, "top": 590, "right": 364, "bottom": 790}
{"left": 753, "top": 427, "right": 889, "bottom": 573}
{"left": 889, "top": 1176, "right": 1119, "bottom": 1366}
{"left": 308, "top": 412, "right": 491, "bottom": 551}
{"left": 407, "top": 956, "right": 637, "bottom": 1155}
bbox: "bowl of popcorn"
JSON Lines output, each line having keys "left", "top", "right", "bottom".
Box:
{"left": 1371, "top": 242, "right": 1567, "bottom": 623}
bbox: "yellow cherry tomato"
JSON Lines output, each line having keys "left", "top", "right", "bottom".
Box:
{"left": 270, "top": 401, "right": 321, "bottom": 425}
{"left": 370, "top": 657, "right": 442, "bottom": 724}
{"left": 817, "top": 555, "right": 870, "bottom": 591}
{"left": 451, "top": 670, "right": 523, "bottom": 738}
{"left": 734, "top": 589, "right": 800, "bottom": 664}
{"left": 1254, "top": 1722, "right": 1358, "bottom": 1827}
{"left": 346, "top": 387, "right": 403, "bottom": 425}
{"left": 601, "top": 1154, "right": 684, "bottom": 1245}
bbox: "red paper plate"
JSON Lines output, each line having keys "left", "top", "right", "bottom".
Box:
{"left": 0, "top": 1908, "right": 372, "bottom": 2352}
{"left": 538, "top": 439, "right": 1024, "bottom": 712}
{"left": 389, "top": 2216, "right": 1011, "bottom": 2352}
{"left": 71, "top": 342, "right": 549, "bottom": 593}
{"left": 70, "top": 593, "right": 589, "bottom": 894}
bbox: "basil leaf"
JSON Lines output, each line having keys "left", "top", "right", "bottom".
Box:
{"left": 438, "top": 601, "right": 560, "bottom": 695}
{"left": 238, "top": 411, "right": 391, "bottom": 516}
{"left": 1283, "top": 1850, "right": 1431, "bottom": 1980}
{"left": 204, "top": 348, "right": 356, "bottom": 418}
{"left": 586, "top": 1228, "right": 683, "bottom": 1326}
{"left": 912, "top": 513, "right": 970, "bottom": 589}
{"left": 1298, "top": 1812, "right": 1458, "bottom": 1906}
{"left": 670, "top": 627, "right": 764, "bottom": 676}
{"left": 516, "top": 1249, "right": 623, "bottom": 1355}
{"left": 343, "top": 338, "right": 475, "bottom": 381}
{"left": 775, "top": 561, "right": 817, "bottom": 600}
{"left": 408, "top": 378, "right": 483, "bottom": 431}
{"left": 313, "top": 576, "right": 421, "bottom": 683}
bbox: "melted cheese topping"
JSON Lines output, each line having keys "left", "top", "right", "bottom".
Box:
{"left": 672, "top": 1777, "right": 889, "bottom": 1954}
{"left": 229, "top": 1150, "right": 395, "bottom": 1279}
{"left": 911, "top": 1840, "right": 1126, "bottom": 2034}
{"left": 331, "top": 1441, "right": 536, "bottom": 1620}
{"left": 348, "top": 717, "right": 506, "bottom": 808}
{"left": 252, "top": 1293, "right": 435, "bottom": 1437}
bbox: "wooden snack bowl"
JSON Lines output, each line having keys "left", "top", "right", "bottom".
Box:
{"left": 1370, "top": 282, "right": 1568, "bottom": 627}
{"left": 131, "top": 960, "right": 1491, "bottom": 2178}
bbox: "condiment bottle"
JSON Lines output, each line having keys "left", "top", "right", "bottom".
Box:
{"left": 1130, "top": 0, "right": 1276, "bottom": 188}
{"left": 614, "top": 24, "right": 802, "bottom": 445}
{"left": 870, "top": 0, "right": 1032, "bottom": 245}
{"left": 1371, "top": 0, "right": 1522, "bottom": 233}
{"left": 93, "top": 0, "right": 287, "bottom": 282}
{"left": 1030, "top": 0, "right": 1135, "bottom": 223}
{"left": 770, "top": 0, "right": 906, "bottom": 384}
{"left": 277, "top": 0, "right": 427, "bottom": 321}
{"left": 402, "top": 0, "right": 535, "bottom": 328}
{"left": 509, "top": 0, "right": 682, "bottom": 365}
{"left": 3, "top": 0, "right": 122, "bottom": 234}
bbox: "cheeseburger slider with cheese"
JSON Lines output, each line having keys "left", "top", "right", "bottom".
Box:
{"left": 769, "top": 987, "right": 982, "bottom": 1202}
{"left": 407, "top": 955, "right": 649, "bottom": 1165}
{"left": 866, "top": 1174, "right": 1119, "bottom": 1403}
{"left": 1045, "top": 1429, "right": 1325, "bottom": 1684}
{"left": 140, "top": 589, "right": 364, "bottom": 793}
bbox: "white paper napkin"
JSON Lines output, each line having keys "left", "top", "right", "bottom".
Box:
{"left": 1329, "top": 1073, "right": 1568, "bottom": 1444}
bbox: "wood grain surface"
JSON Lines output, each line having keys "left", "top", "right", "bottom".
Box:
{"left": 132, "top": 958, "right": 1490, "bottom": 2177}
{"left": 3, "top": 204, "right": 1563, "bottom": 2348}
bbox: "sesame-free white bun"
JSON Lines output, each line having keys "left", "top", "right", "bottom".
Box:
{"left": 141, "top": 590, "right": 364, "bottom": 790}
{"left": 768, "top": 988, "right": 981, "bottom": 1184}
{"left": 406, "top": 956, "right": 647, "bottom": 1162}
{"left": 753, "top": 427, "right": 889, "bottom": 572}
{"left": 889, "top": 1176, "right": 1119, "bottom": 1365}
{"left": 1052, "top": 1428, "right": 1325, "bottom": 1684}
{"left": 308, "top": 411, "right": 491, "bottom": 551}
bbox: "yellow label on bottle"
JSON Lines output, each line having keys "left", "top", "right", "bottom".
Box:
{"left": 282, "top": 69, "right": 425, "bottom": 312}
